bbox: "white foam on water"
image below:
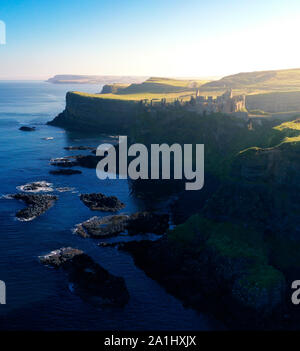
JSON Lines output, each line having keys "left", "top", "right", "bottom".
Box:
{"left": 17, "top": 181, "right": 53, "bottom": 193}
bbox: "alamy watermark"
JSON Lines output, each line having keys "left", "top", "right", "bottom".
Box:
{"left": 0, "top": 20, "right": 6, "bottom": 45}
{"left": 96, "top": 136, "right": 204, "bottom": 191}
{"left": 291, "top": 280, "right": 300, "bottom": 305}
{"left": 0, "top": 280, "right": 6, "bottom": 304}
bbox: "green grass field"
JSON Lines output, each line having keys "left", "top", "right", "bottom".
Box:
{"left": 73, "top": 90, "right": 196, "bottom": 102}
{"left": 90, "top": 77, "right": 210, "bottom": 102}
{"left": 200, "top": 68, "right": 300, "bottom": 95}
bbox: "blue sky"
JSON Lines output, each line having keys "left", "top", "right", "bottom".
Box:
{"left": 0, "top": 0, "right": 300, "bottom": 79}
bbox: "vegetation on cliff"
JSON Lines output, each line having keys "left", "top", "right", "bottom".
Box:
{"left": 165, "top": 213, "right": 296, "bottom": 322}
{"left": 122, "top": 215, "right": 286, "bottom": 325}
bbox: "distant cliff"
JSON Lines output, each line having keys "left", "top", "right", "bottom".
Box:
{"left": 48, "top": 92, "right": 142, "bottom": 134}
{"left": 47, "top": 75, "right": 148, "bottom": 85}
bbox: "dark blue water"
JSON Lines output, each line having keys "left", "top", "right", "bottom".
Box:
{"left": 0, "top": 81, "right": 220, "bottom": 330}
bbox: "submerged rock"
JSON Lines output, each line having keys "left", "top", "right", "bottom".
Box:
{"left": 80, "top": 193, "right": 125, "bottom": 212}
{"left": 98, "top": 242, "right": 120, "bottom": 248}
{"left": 39, "top": 247, "right": 129, "bottom": 306}
{"left": 19, "top": 126, "right": 36, "bottom": 131}
{"left": 50, "top": 154, "right": 100, "bottom": 168}
{"left": 50, "top": 145, "right": 119, "bottom": 170}
{"left": 64, "top": 146, "right": 94, "bottom": 151}
{"left": 74, "top": 212, "right": 169, "bottom": 238}
{"left": 10, "top": 193, "right": 58, "bottom": 221}
{"left": 49, "top": 169, "right": 82, "bottom": 175}
{"left": 50, "top": 156, "right": 79, "bottom": 167}
{"left": 75, "top": 154, "right": 100, "bottom": 168}
{"left": 56, "top": 187, "right": 75, "bottom": 193}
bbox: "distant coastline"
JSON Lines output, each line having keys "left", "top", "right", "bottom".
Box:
{"left": 47, "top": 74, "right": 148, "bottom": 85}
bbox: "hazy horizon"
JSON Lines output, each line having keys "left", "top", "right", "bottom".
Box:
{"left": 1, "top": 0, "right": 300, "bottom": 79}
{"left": 0, "top": 74, "right": 221, "bottom": 81}
{"left": 2, "top": 67, "right": 300, "bottom": 83}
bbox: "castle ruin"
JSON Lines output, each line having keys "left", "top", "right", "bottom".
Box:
{"left": 139, "top": 88, "right": 247, "bottom": 116}
{"left": 193, "top": 89, "right": 246, "bottom": 114}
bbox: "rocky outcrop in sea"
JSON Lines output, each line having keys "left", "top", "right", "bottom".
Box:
{"left": 19, "top": 126, "right": 36, "bottom": 131}
{"left": 10, "top": 193, "right": 58, "bottom": 221}
{"left": 80, "top": 193, "right": 125, "bottom": 212}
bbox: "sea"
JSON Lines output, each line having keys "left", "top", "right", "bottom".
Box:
{"left": 0, "top": 81, "right": 221, "bottom": 330}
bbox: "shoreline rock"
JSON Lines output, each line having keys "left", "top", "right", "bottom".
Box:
{"left": 75, "top": 215, "right": 130, "bottom": 238}
{"left": 39, "top": 247, "right": 83, "bottom": 267}
{"left": 74, "top": 212, "right": 169, "bottom": 238}
{"left": 39, "top": 247, "right": 129, "bottom": 306}
{"left": 126, "top": 212, "right": 170, "bottom": 235}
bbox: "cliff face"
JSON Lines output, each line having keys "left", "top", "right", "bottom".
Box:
{"left": 121, "top": 217, "right": 286, "bottom": 328}
{"left": 232, "top": 143, "right": 300, "bottom": 187}
{"left": 204, "top": 119, "right": 300, "bottom": 239}
{"left": 48, "top": 92, "right": 141, "bottom": 134}
{"left": 246, "top": 91, "right": 300, "bottom": 113}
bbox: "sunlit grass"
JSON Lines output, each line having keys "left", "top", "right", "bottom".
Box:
{"left": 274, "top": 119, "right": 300, "bottom": 131}
{"left": 91, "top": 77, "right": 212, "bottom": 101}
{"left": 73, "top": 90, "right": 196, "bottom": 102}
{"left": 200, "top": 68, "right": 300, "bottom": 95}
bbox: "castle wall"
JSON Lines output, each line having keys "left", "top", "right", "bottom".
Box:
{"left": 194, "top": 90, "right": 246, "bottom": 114}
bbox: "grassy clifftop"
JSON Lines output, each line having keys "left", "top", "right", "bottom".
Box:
{"left": 74, "top": 90, "right": 194, "bottom": 102}
{"left": 200, "top": 68, "right": 300, "bottom": 94}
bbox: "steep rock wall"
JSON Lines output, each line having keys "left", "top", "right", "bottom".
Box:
{"left": 48, "top": 92, "right": 141, "bottom": 134}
